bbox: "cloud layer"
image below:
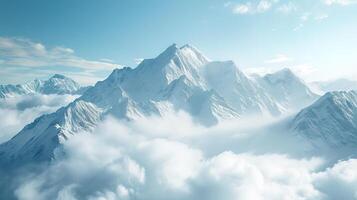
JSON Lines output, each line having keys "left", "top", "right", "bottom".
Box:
{"left": 4, "top": 113, "right": 357, "bottom": 200}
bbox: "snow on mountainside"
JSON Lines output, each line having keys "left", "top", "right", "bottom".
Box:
{"left": 0, "top": 74, "right": 88, "bottom": 98}
{"left": 80, "top": 44, "right": 240, "bottom": 124}
{"left": 290, "top": 90, "right": 357, "bottom": 147}
{"left": 255, "top": 68, "right": 319, "bottom": 112}
{"left": 202, "top": 61, "right": 281, "bottom": 116}
{"left": 0, "top": 44, "right": 316, "bottom": 164}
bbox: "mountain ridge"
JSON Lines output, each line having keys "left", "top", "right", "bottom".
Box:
{"left": 0, "top": 74, "right": 89, "bottom": 98}
{"left": 0, "top": 44, "right": 319, "bottom": 165}
{"left": 290, "top": 90, "right": 357, "bottom": 147}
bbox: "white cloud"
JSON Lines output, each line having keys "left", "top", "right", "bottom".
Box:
{"left": 227, "top": 0, "right": 278, "bottom": 15}
{"left": 313, "top": 159, "right": 357, "bottom": 200}
{"left": 9, "top": 114, "right": 357, "bottom": 200}
{"left": 277, "top": 2, "right": 297, "bottom": 13}
{"left": 324, "top": 0, "right": 357, "bottom": 5}
{"left": 0, "top": 37, "right": 120, "bottom": 85}
{"left": 0, "top": 37, "right": 120, "bottom": 70}
{"left": 264, "top": 54, "right": 292, "bottom": 63}
{"left": 100, "top": 58, "right": 115, "bottom": 63}
{"left": 233, "top": 3, "right": 252, "bottom": 14}
{"left": 257, "top": 0, "right": 272, "bottom": 12}
{"left": 194, "top": 152, "right": 323, "bottom": 200}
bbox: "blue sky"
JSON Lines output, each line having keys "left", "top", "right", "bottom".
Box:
{"left": 0, "top": 0, "right": 356, "bottom": 85}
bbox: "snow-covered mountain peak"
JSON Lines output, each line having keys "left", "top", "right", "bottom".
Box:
{"left": 139, "top": 44, "right": 209, "bottom": 72}
{"left": 105, "top": 67, "right": 133, "bottom": 83}
{"left": 256, "top": 68, "right": 318, "bottom": 111}
{"left": 201, "top": 61, "right": 282, "bottom": 115}
{"left": 180, "top": 43, "right": 194, "bottom": 49}
{"left": 110, "top": 44, "right": 210, "bottom": 101}
{"left": 42, "top": 74, "right": 81, "bottom": 95}
{"left": 264, "top": 68, "right": 301, "bottom": 83}
{"left": 155, "top": 43, "right": 179, "bottom": 60}
{"left": 290, "top": 90, "right": 357, "bottom": 147}
{"left": 51, "top": 74, "right": 68, "bottom": 80}
{"left": 179, "top": 44, "right": 209, "bottom": 62}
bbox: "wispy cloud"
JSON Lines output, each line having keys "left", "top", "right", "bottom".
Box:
{"left": 293, "top": 12, "right": 328, "bottom": 31}
{"left": 225, "top": 0, "right": 277, "bottom": 15}
{"left": 225, "top": 0, "right": 302, "bottom": 15}
{"left": 0, "top": 37, "right": 121, "bottom": 85}
{"left": 257, "top": 0, "right": 273, "bottom": 12}
{"left": 233, "top": 3, "right": 252, "bottom": 14}
{"left": 276, "top": 2, "right": 298, "bottom": 13}
{"left": 0, "top": 37, "right": 119, "bottom": 70}
{"left": 324, "top": 0, "right": 357, "bottom": 6}
{"left": 265, "top": 54, "right": 292, "bottom": 64}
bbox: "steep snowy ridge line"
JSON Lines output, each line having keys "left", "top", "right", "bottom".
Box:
{"left": 290, "top": 90, "right": 357, "bottom": 147}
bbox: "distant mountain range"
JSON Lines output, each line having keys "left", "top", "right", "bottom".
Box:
{"left": 0, "top": 44, "right": 335, "bottom": 166}
{"left": 0, "top": 74, "right": 90, "bottom": 98}
{"left": 311, "top": 79, "right": 357, "bottom": 94}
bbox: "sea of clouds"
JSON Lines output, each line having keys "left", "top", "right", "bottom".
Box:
{"left": 3, "top": 111, "right": 357, "bottom": 200}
